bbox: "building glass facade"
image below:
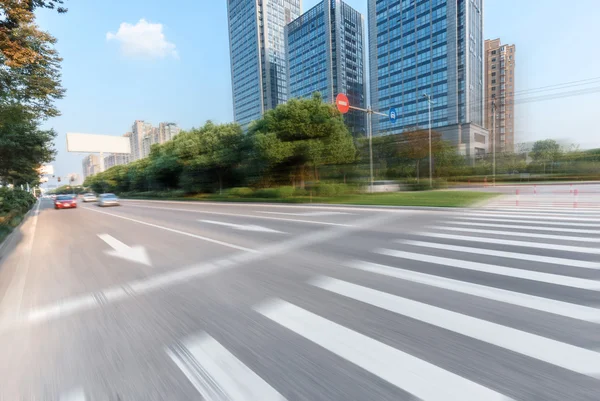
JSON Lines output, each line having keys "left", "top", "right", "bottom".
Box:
{"left": 368, "top": 0, "right": 484, "bottom": 142}
{"left": 287, "top": 0, "right": 366, "bottom": 136}
{"left": 227, "top": 0, "right": 301, "bottom": 129}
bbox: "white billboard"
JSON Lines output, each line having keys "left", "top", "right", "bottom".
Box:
{"left": 66, "top": 133, "right": 131, "bottom": 154}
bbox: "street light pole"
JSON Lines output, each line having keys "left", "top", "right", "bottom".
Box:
{"left": 422, "top": 93, "right": 433, "bottom": 188}
{"left": 367, "top": 110, "right": 374, "bottom": 193}
{"left": 492, "top": 101, "right": 496, "bottom": 187}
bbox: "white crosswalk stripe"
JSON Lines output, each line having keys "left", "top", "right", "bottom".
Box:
{"left": 453, "top": 216, "right": 600, "bottom": 227}
{"left": 398, "top": 240, "right": 600, "bottom": 269}
{"left": 167, "top": 332, "right": 286, "bottom": 401}
{"left": 310, "top": 276, "right": 600, "bottom": 378}
{"left": 376, "top": 248, "right": 600, "bottom": 290}
{"left": 429, "top": 226, "right": 600, "bottom": 242}
{"left": 443, "top": 220, "right": 600, "bottom": 234}
{"left": 255, "top": 298, "right": 513, "bottom": 401}
{"left": 345, "top": 260, "right": 600, "bottom": 322}
{"left": 463, "top": 212, "right": 600, "bottom": 221}
{"left": 420, "top": 232, "right": 600, "bottom": 254}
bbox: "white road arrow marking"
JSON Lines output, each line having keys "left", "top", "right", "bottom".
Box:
{"left": 199, "top": 220, "right": 284, "bottom": 234}
{"left": 256, "top": 211, "right": 353, "bottom": 217}
{"left": 97, "top": 234, "right": 152, "bottom": 266}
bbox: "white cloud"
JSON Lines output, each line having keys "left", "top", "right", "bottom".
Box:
{"left": 106, "top": 19, "right": 178, "bottom": 59}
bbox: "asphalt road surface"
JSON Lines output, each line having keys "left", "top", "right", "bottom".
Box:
{"left": 0, "top": 192, "right": 599, "bottom": 401}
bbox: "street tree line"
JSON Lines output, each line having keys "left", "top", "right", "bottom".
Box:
{"left": 0, "top": 0, "right": 66, "bottom": 187}
{"left": 85, "top": 94, "right": 600, "bottom": 196}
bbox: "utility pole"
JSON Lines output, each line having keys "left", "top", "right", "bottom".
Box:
{"left": 336, "top": 93, "right": 387, "bottom": 194}
{"left": 422, "top": 93, "right": 434, "bottom": 188}
{"left": 492, "top": 100, "right": 496, "bottom": 186}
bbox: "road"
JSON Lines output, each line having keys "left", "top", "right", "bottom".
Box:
{"left": 0, "top": 191, "right": 599, "bottom": 400}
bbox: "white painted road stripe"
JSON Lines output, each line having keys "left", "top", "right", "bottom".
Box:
{"left": 345, "top": 261, "right": 600, "bottom": 323}
{"left": 376, "top": 249, "right": 600, "bottom": 290}
{"left": 82, "top": 206, "right": 257, "bottom": 253}
{"left": 464, "top": 212, "right": 600, "bottom": 222}
{"left": 452, "top": 216, "right": 600, "bottom": 227}
{"left": 481, "top": 208, "right": 600, "bottom": 214}
{"left": 420, "top": 233, "right": 600, "bottom": 255}
{"left": 255, "top": 299, "right": 511, "bottom": 401}
{"left": 399, "top": 240, "right": 600, "bottom": 270}
{"left": 444, "top": 221, "right": 600, "bottom": 234}
{"left": 119, "top": 203, "right": 353, "bottom": 227}
{"left": 312, "top": 277, "right": 600, "bottom": 378}
{"left": 167, "top": 333, "right": 286, "bottom": 401}
{"left": 59, "top": 387, "right": 86, "bottom": 401}
{"left": 257, "top": 211, "right": 353, "bottom": 216}
{"left": 431, "top": 226, "right": 600, "bottom": 242}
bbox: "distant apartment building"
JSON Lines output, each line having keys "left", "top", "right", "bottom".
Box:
{"left": 159, "top": 122, "right": 181, "bottom": 143}
{"left": 104, "top": 153, "right": 130, "bottom": 169}
{"left": 128, "top": 121, "right": 181, "bottom": 162}
{"left": 368, "top": 0, "right": 488, "bottom": 159}
{"left": 286, "top": 0, "right": 367, "bottom": 136}
{"left": 485, "top": 39, "right": 516, "bottom": 152}
{"left": 227, "top": 0, "right": 302, "bottom": 128}
{"left": 81, "top": 155, "right": 101, "bottom": 180}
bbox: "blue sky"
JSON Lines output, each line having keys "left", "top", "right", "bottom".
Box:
{"left": 36, "top": 0, "right": 600, "bottom": 179}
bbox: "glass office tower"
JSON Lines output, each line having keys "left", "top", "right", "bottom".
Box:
{"left": 286, "top": 0, "right": 366, "bottom": 137}
{"left": 368, "top": 0, "right": 487, "bottom": 157}
{"left": 227, "top": 0, "right": 302, "bottom": 129}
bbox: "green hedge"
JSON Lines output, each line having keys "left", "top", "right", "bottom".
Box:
{"left": 0, "top": 188, "right": 37, "bottom": 244}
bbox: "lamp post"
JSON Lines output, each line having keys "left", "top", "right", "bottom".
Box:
{"left": 422, "top": 93, "right": 434, "bottom": 188}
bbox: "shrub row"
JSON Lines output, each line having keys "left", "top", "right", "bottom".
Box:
{"left": 0, "top": 188, "right": 37, "bottom": 244}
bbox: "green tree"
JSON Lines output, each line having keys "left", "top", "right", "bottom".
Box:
{"left": 399, "top": 128, "right": 443, "bottom": 182}
{"left": 530, "top": 139, "right": 561, "bottom": 174}
{"left": 0, "top": 104, "right": 56, "bottom": 186}
{"left": 175, "top": 121, "right": 243, "bottom": 193}
{"left": 248, "top": 93, "right": 356, "bottom": 188}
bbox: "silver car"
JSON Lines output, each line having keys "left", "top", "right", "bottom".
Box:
{"left": 98, "top": 193, "right": 120, "bottom": 207}
{"left": 82, "top": 193, "right": 98, "bottom": 202}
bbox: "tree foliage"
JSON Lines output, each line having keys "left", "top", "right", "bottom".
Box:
{"left": 248, "top": 93, "right": 356, "bottom": 187}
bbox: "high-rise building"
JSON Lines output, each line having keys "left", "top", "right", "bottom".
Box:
{"left": 81, "top": 155, "right": 101, "bottom": 180}
{"left": 227, "top": 0, "right": 302, "bottom": 128}
{"left": 130, "top": 120, "right": 153, "bottom": 161}
{"left": 286, "top": 0, "right": 367, "bottom": 137}
{"left": 368, "top": 0, "right": 488, "bottom": 158}
{"left": 159, "top": 122, "right": 181, "bottom": 143}
{"left": 485, "top": 38, "right": 516, "bottom": 153}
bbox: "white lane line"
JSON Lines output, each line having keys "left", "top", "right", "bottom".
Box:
{"left": 398, "top": 240, "right": 600, "bottom": 270}
{"left": 311, "top": 276, "right": 600, "bottom": 378}
{"left": 117, "top": 203, "right": 352, "bottom": 227}
{"left": 430, "top": 226, "right": 600, "bottom": 243}
{"left": 345, "top": 261, "right": 600, "bottom": 323}
{"left": 255, "top": 299, "right": 511, "bottom": 401}
{"left": 121, "top": 199, "right": 415, "bottom": 214}
{"left": 59, "top": 387, "right": 86, "bottom": 401}
{"left": 464, "top": 212, "right": 600, "bottom": 222}
{"left": 376, "top": 249, "right": 600, "bottom": 290}
{"left": 443, "top": 221, "right": 600, "bottom": 235}
{"left": 81, "top": 206, "right": 257, "bottom": 253}
{"left": 420, "top": 233, "right": 600, "bottom": 255}
{"left": 452, "top": 216, "right": 600, "bottom": 227}
{"left": 481, "top": 208, "right": 600, "bottom": 214}
{"left": 256, "top": 211, "right": 353, "bottom": 216}
{"left": 199, "top": 220, "right": 285, "bottom": 234}
{"left": 167, "top": 333, "right": 286, "bottom": 401}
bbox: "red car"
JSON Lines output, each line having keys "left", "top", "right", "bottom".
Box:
{"left": 54, "top": 194, "right": 77, "bottom": 209}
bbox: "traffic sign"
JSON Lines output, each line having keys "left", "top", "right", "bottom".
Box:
{"left": 336, "top": 93, "right": 350, "bottom": 114}
{"left": 389, "top": 107, "right": 397, "bottom": 123}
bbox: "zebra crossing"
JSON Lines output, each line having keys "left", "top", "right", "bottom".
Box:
{"left": 58, "top": 207, "right": 600, "bottom": 401}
